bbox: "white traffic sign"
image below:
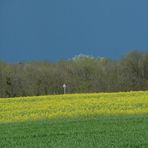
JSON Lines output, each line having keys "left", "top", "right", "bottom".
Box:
{"left": 63, "top": 84, "right": 67, "bottom": 94}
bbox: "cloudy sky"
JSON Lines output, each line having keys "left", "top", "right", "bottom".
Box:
{"left": 0, "top": 0, "right": 148, "bottom": 62}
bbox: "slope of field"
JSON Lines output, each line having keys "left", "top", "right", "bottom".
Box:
{"left": 0, "top": 91, "right": 148, "bottom": 147}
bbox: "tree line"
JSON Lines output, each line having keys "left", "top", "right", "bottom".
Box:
{"left": 0, "top": 51, "right": 148, "bottom": 97}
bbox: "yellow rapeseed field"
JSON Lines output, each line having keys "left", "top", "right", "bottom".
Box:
{"left": 0, "top": 91, "right": 148, "bottom": 123}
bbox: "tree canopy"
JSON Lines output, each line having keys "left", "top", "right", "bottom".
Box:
{"left": 0, "top": 51, "right": 148, "bottom": 97}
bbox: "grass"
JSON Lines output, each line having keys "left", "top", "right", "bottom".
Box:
{"left": 0, "top": 91, "right": 148, "bottom": 147}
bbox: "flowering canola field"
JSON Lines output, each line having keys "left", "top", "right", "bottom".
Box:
{"left": 0, "top": 91, "right": 148, "bottom": 123}
{"left": 0, "top": 91, "right": 148, "bottom": 147}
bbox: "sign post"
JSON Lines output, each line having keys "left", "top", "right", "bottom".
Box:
{"left": 63, "top": 84, "right": 67, "bottom": 94}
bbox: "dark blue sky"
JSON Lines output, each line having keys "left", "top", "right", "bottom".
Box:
{"left": 0, "top": 0, "right": 148, "bottom": 62}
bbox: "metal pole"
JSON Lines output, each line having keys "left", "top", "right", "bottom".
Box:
{"left": 63, "top": 84, "right": 66, "bottom": 94}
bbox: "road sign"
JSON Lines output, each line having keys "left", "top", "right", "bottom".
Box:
{"left": 63, "top": 84, "right": 66, "bottom": 94}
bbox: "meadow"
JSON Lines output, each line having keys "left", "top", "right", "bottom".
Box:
{"left": 0, "top": 91, "right": 148, "bottom": 147}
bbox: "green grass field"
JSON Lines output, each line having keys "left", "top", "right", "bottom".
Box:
{"left": 0, "top": 91, "right": 148, "bottom": 147}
